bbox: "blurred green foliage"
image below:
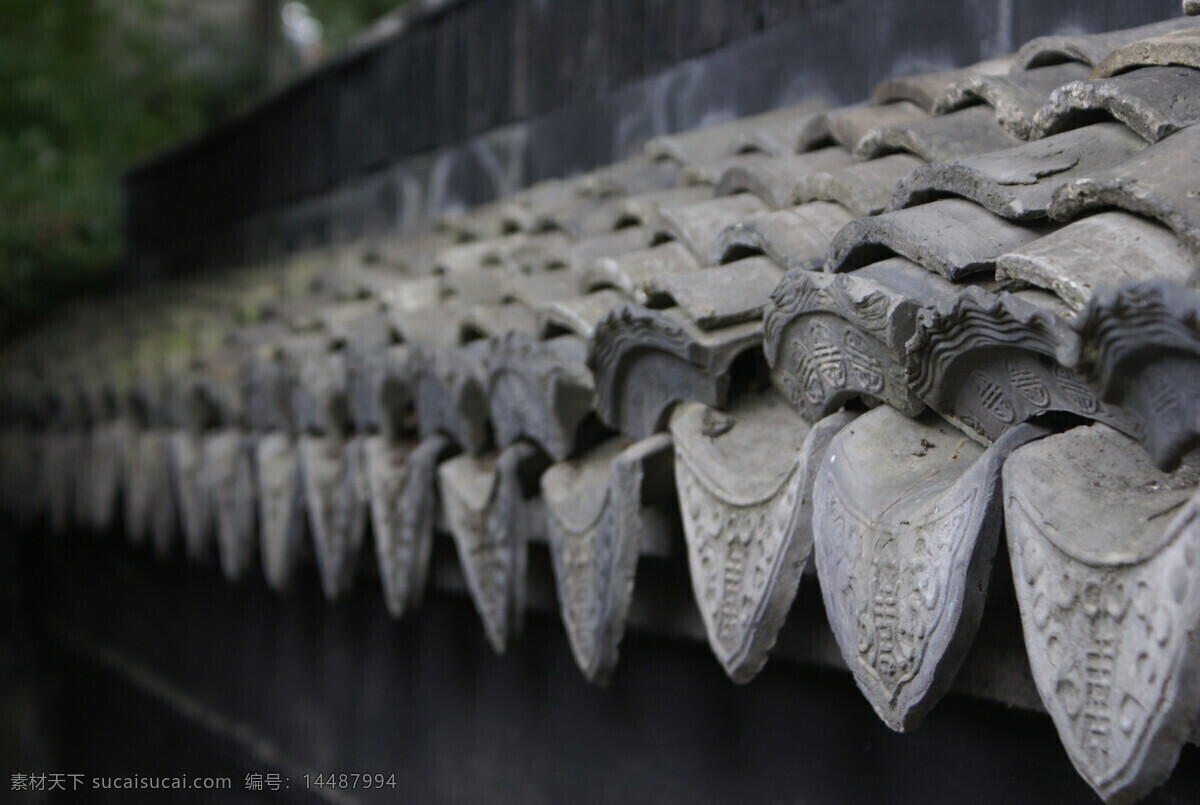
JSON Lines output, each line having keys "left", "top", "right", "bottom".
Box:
{"left": 309, "top": 0, "right": 402, "bottom": 50}
{"left": 0, "top": 0, "right": 401, "bottom": 337}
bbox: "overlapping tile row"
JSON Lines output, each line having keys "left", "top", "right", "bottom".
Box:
{"left": 4, "top": 11, "right": 1200, "bottom": 804}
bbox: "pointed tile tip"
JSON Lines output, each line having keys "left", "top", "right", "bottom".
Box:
{"left": 879, "top": 708, "right": 918, "bottom": 734}
{"left": 589, "top": 670, "right": 613, "bottom": 689}
{"left": 573, "top": 654, "right": 614, "bottom": 687}
{"left": 724, "top": 661, "right": 764, "bottom": 686}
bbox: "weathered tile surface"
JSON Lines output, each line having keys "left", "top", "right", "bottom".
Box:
{"left": 588, "top": 304, "right": 763, "bottom": 440}
{"left": 439, "top": 442, "right": 550, "bottom": 653}
{"left": 996, "top": 212, "right": 1194, "bottom": 311}
{"left": 1049, "top": 124, "right": 1200, "bottom": 259}
{"left": 366, "top": 433, "right": 453, "bottom": 619}
{"left": 670, "top": 394, "right": 847, "bottom": 682}
{"left": 1074, "top": 281, "right": 1200, "bottom": 470}
{"left": 855, "top": 106, "right": 1020, "bottom": 163}
{"left": 825, "top": 198, "right": 1048, "bottom": 279}
{"left": 714, "top": 201, "right": 854, "bottom": 271}
{"left": 1005, "top": 424, "right": 1200, "bottom": 802}
{"left": 815, "top": 406, "right": 1046, "bottom": 730}
{"left": 9, "top": 12, "right": 1200, "bottom": 802}
{"left": 764, "top": 258, "right": 958, "bottom": 420}
{"left": 797, "top": 153, "right": 926, "bottom": 217}
{"left": 933, "top": 63, "right": 1092, "bottom": 139}
{"left": 1015, "top": 18, "right": 1196, "bottom": 70}
{"left": 541, "top": 434, "right": 677, "bottom": 685}
{"left": 1032, "top": 66, "right": 1200, "bottom": 142}
{"left": 715, "top": 147, "right": 854, "bottom": 210}
{"left": 907, "top": 286, "right": 1136, "bottom": 443}
{"left": 893, "top": 122, "right": 1147, "bottom": 220}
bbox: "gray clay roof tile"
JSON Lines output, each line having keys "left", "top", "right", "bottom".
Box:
{"left": 1048, "top": 120, "right": 1200, "bottom": 260}
{"left": 1093, "top": 23, "right": 1200, "bottom": 77}
{"left": 1031, "top": 65, "right": 1200, "bottom": 142}
{"left": 796, "top": 152, "right": 926, "bottom": 217}
{"left": 680, "top": 152, "right": 775, "bottom": 188}
{"left": 932, "top": 62, "right": 1092, "bottom": 139}
{"left": 1003, "top": 423, "right": 1200, "bottom": 803}
{"left": 714, "top": 147, "right": 855, "bottom": 209}
{"left": 854, "top": 106, "right": 1021, "bottom": 164}
{"left": 581, "top": 241, "right": 701, "bottom": 304}
{"left": 995, "top": 211, "right": 1195, "bottom": 311}
{"left": 798, "top": 101, "right": 928, "bottom": 153}
{"left": 891, "top": 121, "right": 1148, "bottom": 220}
{"left": 1014, "top": 17, "right": 1198, "bottom": 70}
{"left": 650, "top": 193, "right": 772, "bottom": 263}
{"left": 643, "top": 257, "right": 786, "bottom": 330}
{"left": 714, "top": 201, "right": 854, "bottom": 271}
{"left": 645, "top": 99, "right": 828, "bottom": 166}
{"left": 869, "top": 57, "right": 1014, "bottom": 111}
{"left": 824, "top": 197, "right": 1049, "bottom": 279}
{"left": 607, "top": 185, "right": 715, "bottom": 229}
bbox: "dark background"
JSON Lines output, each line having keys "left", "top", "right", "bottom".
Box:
{"left": 5, "top": 529, "right": 1200, "bottom": 804}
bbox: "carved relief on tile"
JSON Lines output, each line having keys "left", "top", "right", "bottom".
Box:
{"left": 365, "top": 433, "right": 455, "bottom": 619}
{"left": 814, "top": 406, "right": 1046, "bottom": 730}
{"left": 124, "top": 429, "right": 177, "bottom": 555}
{"left": 439, "top": 442, "right": 549, "bottom": 653}
{"left": 764, "top": 262, "right": 934, "bottom": 422}
{"left": 588, "top": 303, "right": 762, "bottom": 440}
{"left": 87, "top": 419, "right": 130, "bottom": 532}
{"left": 1073, "top": 281, "right": 1200, "bottom": 470}
{"left": 256, "top": 433, "right": 308, "bottom": 592}
{"left": 169, "top": 430, "right": 214, "bottom": 562}
{"left": 299, "top": 435, "right": 368, "bottom": 601}
{"left": 206, "top": 430, "right": 258, "bottom": 581}
{"left": 541, "top": 434, "right": 676, "bottom": 685}
{"left": 907, "top": 286, "right": 1136, "bottom": 444}
{"left": 670, "top": 393, "right": 849, "bottom": 682}
{"left": 1004, "top": 424, "right": 1200, "bottom": 803}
